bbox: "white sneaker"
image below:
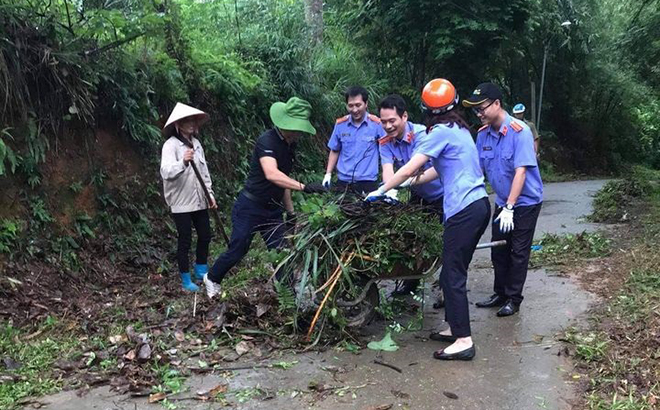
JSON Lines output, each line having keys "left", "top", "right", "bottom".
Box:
{"left": 203, "top": 274, "right": 221, "bottom": 299}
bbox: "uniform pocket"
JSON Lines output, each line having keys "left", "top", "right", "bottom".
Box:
{"left": 480, "top": 151, "right": 495, "bottom": 168}
{"left": 359, "top": 135, "right": 377, "bottom": 144}
{"left": 480, "top": 151, "right": 495, "bottom": 160}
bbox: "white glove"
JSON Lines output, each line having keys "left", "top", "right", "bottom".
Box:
{"left": 385, "top": 189, "right": 398, "bottom": 200}
{"left": 399, "top": 177, "right": 414, "bottom": 188}
{"left": 364, "top": 186, "right": 386, "bottom": 202}
{"left": 322, "top": 173, "right": 332, "bottom": 188}
{"left": 494, "top": 207, "right": 514, "bottom": 233}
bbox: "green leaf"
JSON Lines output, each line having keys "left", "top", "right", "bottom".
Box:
{"left": 65, "top": 236, "right": 80, "bottom": 249}
{"left": 271, "top": 360, "right": 298, "bottom": 370}
{"left": 367, "top": 332, "right": 399, "bottom": 352}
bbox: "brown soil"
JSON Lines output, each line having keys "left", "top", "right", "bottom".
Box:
{"left": 94, "top": 129, "right": 143, "bottom": 188}
{"left": 0, "top": 126, "right": 294, "bottom": 394}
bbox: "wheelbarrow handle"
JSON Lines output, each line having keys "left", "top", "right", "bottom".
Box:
{"left": 475, "top": 240, "right": 507, "bottom": 250}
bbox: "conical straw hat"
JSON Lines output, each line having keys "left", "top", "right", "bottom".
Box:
{"left": 163, "top": 103, "right": 209, "bottom": 136}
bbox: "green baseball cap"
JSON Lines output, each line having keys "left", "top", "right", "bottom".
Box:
{"left": 269, "top": 97, "right": 316, "bottom": 135}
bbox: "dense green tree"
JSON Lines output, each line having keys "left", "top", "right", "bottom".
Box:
{"left": 0, "top": 0, "right": 658, "bottom": 181}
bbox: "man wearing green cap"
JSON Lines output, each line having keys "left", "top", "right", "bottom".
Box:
{"left": 203, "top": 97, "right": 326, "bottom": 299}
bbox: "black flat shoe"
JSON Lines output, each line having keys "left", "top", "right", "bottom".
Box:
{"left": 433, "top": 345, "right": 476, "bottom": 361}
{"left": 429, "top": 332, "right": 457, "bottom": 343}
{"left": 475, "top": 294, "right": 507, "bottom": 308}
{"left": 496, "top": 299, "right": 520, "bottom": 317}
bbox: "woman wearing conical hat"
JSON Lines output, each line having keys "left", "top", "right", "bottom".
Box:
{"left": 160, "top": 103, "right": 217, "bottom": 292}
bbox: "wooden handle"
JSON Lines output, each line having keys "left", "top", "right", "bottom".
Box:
{"left": 190, "top": 160, "right": 230, "bottom": 246}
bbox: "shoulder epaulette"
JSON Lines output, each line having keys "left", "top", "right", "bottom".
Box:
{"left": 510, "top": 120, "right": 524, "bottom": 132}
{"left": 336, "top": 115, "right": 349, "bottom": 124}
{"left": 368, "top": 114, "right": 381, "bottom": 123}
{"left": 478, "top": 124, "right": 488, "bottom": 132}
{"left": 378, "top": 136, "right": 393, "bottom": 146}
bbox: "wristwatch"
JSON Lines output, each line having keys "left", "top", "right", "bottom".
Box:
{"left": 504, "top": 203, "right": 514, "bottom": 211}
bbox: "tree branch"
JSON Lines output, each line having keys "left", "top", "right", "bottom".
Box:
{"left": 629, "top": 0, "right": 657, "bottom": 28}
{"left": 63, "top": 0, "right": 75, "bottom": 36}
{"left": 82, "top": 32, "right": 147, "bottom": 57}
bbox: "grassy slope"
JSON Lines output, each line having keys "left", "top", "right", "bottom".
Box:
{"left": 566, "top": 168, "right": 660, "bottom": 409}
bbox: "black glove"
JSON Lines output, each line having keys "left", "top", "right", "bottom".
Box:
{"left": 303, "top": 182, "right": 327, "bottom": 194}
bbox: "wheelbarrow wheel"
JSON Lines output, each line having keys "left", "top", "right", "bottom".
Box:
{"left": 341, "top": 282, "right": 379, "bottom": 328}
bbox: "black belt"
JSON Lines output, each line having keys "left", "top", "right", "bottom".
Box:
{"left": 241, "top": 190, "right": 281, "bottom": 210}
{"left": 241, "top": 189, "right": 261, "bottom": 203}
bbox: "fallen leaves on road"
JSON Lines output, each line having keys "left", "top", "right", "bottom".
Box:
{"left": 364, "top": 404, "right": 393, "bottom": 410}
{"left": 148, "top": 392, "right": 167, "bottom": 403}
{"left": 443, "top": 391, "right": 459, "bottom": 400}
{"left": 235, "top": 341, "right": 252, "bottom": 356}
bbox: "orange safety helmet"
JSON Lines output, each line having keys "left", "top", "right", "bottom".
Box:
{"left": 421, "top": 78, "right": 459, "bottom": 114}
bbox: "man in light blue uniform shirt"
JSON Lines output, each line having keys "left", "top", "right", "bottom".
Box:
{"left": 323, "top": 86, "right": 386, "bottom": 194}
{"left": 379, "top": 95, "right": 444, "bottom": 208}
{"left": 378, "top": 94, "right": 445, "bottom": 297}
{"left": 463, "top": 82, "right": 543, "bottom": 317}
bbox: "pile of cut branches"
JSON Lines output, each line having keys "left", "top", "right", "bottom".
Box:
{"left": 276, "top": 193, "right": 444, "bottom": 338}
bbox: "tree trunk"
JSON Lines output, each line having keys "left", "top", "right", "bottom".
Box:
{"left": 161, "top": 0, "right": 198, "bottom": 99}
{"left": 304, "top": 0, "right": 323, "bottom": 44}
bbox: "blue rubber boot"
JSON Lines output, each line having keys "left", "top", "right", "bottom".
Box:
{"left": 194, "top": 264, "right": 208, "bottom": 281}
{"left": 180, "top": 272, "right": 199, "bottom": 292}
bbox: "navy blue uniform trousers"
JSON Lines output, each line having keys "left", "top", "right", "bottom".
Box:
{"left": 209, "top": 192, "right": 287, "bottom": 284}
{"left": 441, "top": 197, "right": 491, "bottom": 338}
{"left": 491, "top": 203, "right": 542, "bottom": 304}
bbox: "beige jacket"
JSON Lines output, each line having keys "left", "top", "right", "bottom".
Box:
{"left": 160, "top": 136, "right": 215, "bottom": 214}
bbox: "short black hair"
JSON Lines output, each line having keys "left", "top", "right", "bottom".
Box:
{"left": 378, "top": 94, "right": 407, "bottom": 117}
{"left": 344, "top": 86, "right": 369, "bottom": 103}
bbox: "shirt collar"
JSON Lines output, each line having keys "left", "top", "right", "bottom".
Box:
{"left": 349, "top": 112, "right": 368, "bottom": 128}
{"left": 395, "top": 122, "right": 415, "bottom": 145}
{"left": 487, "top": 114, "right": 513, "bottom": 139}
{"left": 176, "top": 135, "right": 195, "bottom": 147}
{"left": 379, "top": 122, "right": 415, "bottom": 146}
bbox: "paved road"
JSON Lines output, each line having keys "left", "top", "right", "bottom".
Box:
{"left": 37, "top": 180, "right": 608, "bottom": 410}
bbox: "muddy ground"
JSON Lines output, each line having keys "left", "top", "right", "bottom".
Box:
{"left": 28, "top": 180, "right": 610, "bottom": 410}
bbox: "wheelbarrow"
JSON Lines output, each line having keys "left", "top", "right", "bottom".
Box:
{"left": 333, "top": 239, "right": 508, "bottom": 328}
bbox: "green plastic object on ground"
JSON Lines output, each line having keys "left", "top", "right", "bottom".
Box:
{"left": 367, "top": 332, "right": 399, "bottom": 352}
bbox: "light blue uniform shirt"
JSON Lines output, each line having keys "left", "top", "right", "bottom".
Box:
{"left": 328, "top": 113, "right": 386, "bottom": 182}
{"left": 379, "top": 122, "right": 444, "bottom": 203}
{"left": 475, "top": 114, "right": 543, "bottom": 207}
{"left": 414, "top": 123, "right": 488, "bottom": 221}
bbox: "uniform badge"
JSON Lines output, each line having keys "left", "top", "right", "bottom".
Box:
{"left": 483, "top": 146, "right": 492, "bottom": 151}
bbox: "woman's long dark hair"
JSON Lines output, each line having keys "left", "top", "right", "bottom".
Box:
{"left": 423, "top": 108, "right": 471, "bottom": 131}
